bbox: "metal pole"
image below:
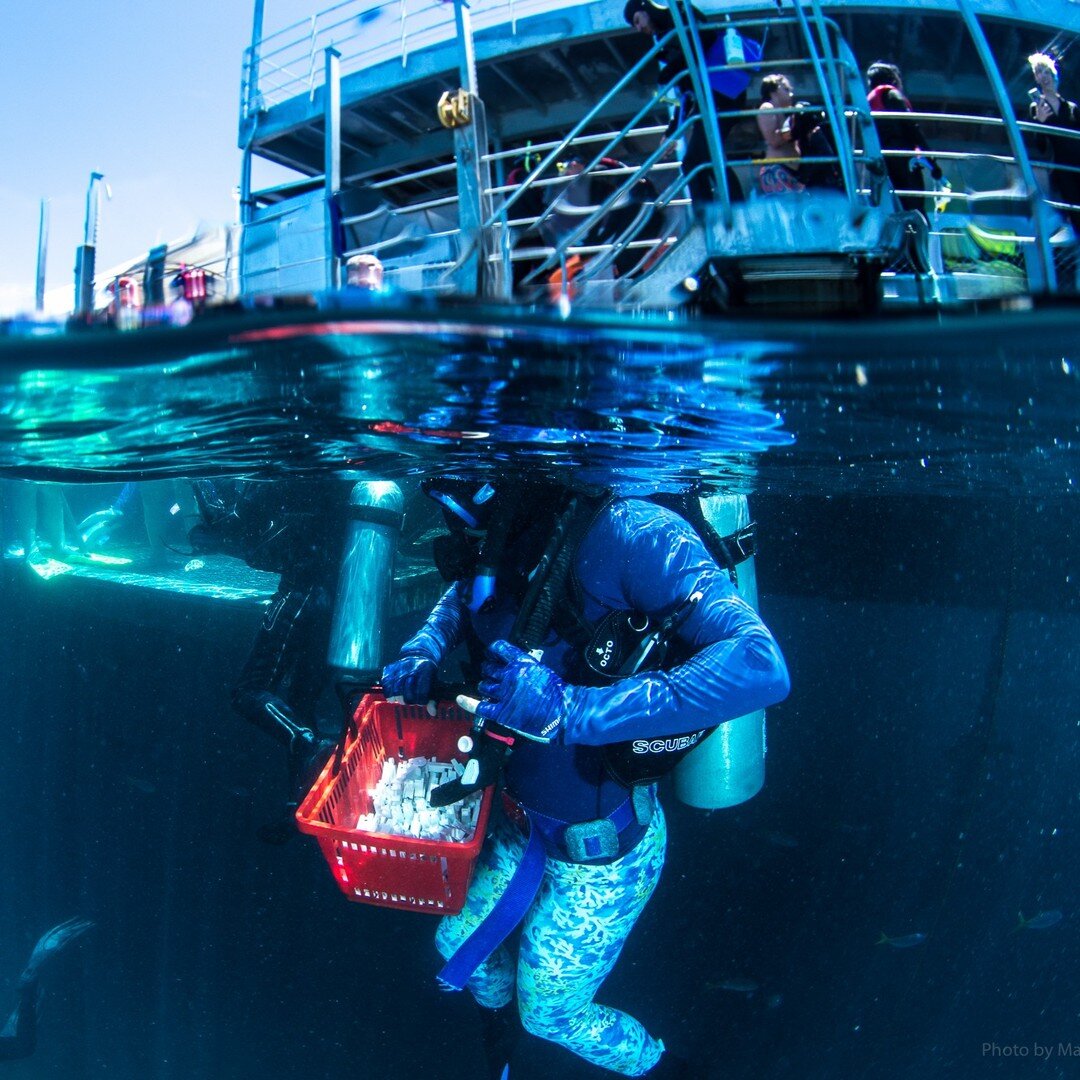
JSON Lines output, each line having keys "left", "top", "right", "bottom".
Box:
{"left": 241, "top": 0, "right": 266, "bottom": 129}
{"left": 449, "top": 0, "right": 500, "bottom": 297}
{"left": 238, "top": 0, "right": 266, "bottom": 294}
{"left": 954, "top": 0, "right": 1056, "bottom": 293}
{"left": 249, "top": 0, "right": 265, "bottom": 103}
{"left": 74, "top": 171, "right": 105, "bottom": 317}
{"left": 238, "top": 0, "right": 266, "bottom": 196}
{"left": 35, "top": 200, "right": 49, "bottom": 312}
{"left": 490, "top": 135, "right": 513, "bottom": 296}
{"left": 325, "top": 46, "right": 342, "bottom": 290}
{"left": 453, "top": 0, "right": 478, "bottom": 97}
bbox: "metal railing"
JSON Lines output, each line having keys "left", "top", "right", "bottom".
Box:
{"left": 474, "top": 3, "right": 889, "bottom": 303}
{"left": 337, "top": 157, "right": 464, "bottom": 292}
{"left": 321, "top": 3, "right": 894, "bottom": 304}
{"left": 865, "top": 106, "right": 1080, "bottom": 297}
{"left": 242, "top": 0, "right": 603, "bottom": 114}
{"left": 476, "top": 1, "right": 1080, "bottom": 305}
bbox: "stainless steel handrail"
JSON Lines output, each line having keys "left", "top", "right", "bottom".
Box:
{"left": 249, "top": 0, "right": 604, "bottom": 109}
{"left": 481, "top": 31, "right": 676, "bottom": 230}
{"left": 952, "top": 0, "right": 1057, "bottom": 291}
{"left": 486, "top": 6, "right": 880, "bottom": 293}
{"left": 789, "top": 0, "right": 863, "bottom": 219}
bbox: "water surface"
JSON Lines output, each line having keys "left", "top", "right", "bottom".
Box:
{"left": 1, "top": 300, "right": 1077, "bottom": 1080}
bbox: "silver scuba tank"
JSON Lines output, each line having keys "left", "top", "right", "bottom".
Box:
{"left": 672, "top": 492, "right": 766, "bottom": 809}
{"left": 327, "top": 480, "right": 404, "bottom": 679}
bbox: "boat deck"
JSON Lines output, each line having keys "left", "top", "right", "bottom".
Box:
{"left": 237, "top": 2, "right": 1080, "bottom": 311}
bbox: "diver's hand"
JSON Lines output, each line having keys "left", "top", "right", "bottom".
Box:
{"left": 78, "top": 508, "right": 122, "bottom": 548}
{"left": 21, "top": 917, "right": 94, "bottom": 983}
{"left": 460, "top": 640, "right": 568, "bottom": 744}
{"left": 381, "top": 654, "right": 438, "bottom": 716}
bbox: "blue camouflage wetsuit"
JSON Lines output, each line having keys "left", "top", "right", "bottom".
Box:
{"left": 386, "top": 497, "right": 789, "bottom": 1077}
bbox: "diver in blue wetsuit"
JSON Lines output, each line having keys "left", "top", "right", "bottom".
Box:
{"left": 381, "top": 478, "right": 789, "bottom": 1079}
{"left": 1, "top": 918, "right": 93, "bottom": 1064}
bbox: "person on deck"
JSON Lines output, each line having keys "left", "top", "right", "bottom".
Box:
{"left": 756, "top": 74, "right": 804, "bottom": 194}
{"left": 866, "top": 61, "right": 942, "bottom": 215}
{"left": 1027, "top": 51, "right": 1080, "bottom": 232}
{"left": 624, "top": 0, "right": 762, "bottom": 209}
{"left": 344, "top": 253, "right": 386, "bottom": 291}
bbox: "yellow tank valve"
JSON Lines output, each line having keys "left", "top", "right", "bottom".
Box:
{"left": 437, "top": 89, "right": 472, "bottom": 129}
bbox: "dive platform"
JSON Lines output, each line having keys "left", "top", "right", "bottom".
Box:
{"left": 1, "top": 541, "right": 444, "bottom": 641}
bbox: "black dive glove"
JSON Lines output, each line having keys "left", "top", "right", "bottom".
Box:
{"left": 428, "top": 725, "right": 512, "bottom": 808}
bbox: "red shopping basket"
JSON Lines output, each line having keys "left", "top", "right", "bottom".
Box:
{"left": 295, "top": 692, "right": 493, "bottom": 914}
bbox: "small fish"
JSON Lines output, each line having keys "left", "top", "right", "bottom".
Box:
{"left": 705, "top": 977, "right": 760, "bottom": 994}
{"left": 123, "top": 774, "right": 156, "bottom": 795}
{"left": 835, "top": 822, "right": 872, "bottom": 838}
{"left": 756, "top": 829, "right": 799, "bottom": 849}
{"left": 876, "top": 931, "right": 927, "bottom": 948}
{"left": 1015, "top": 909, "right": 1063, "bottom": 931}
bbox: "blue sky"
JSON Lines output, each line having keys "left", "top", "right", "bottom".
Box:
{"left": 0, "top": 2, "right": 308, "bottom": 315}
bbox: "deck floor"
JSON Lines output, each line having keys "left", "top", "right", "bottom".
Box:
{"left": 6, "top": 546, "right": 278, "bottom": 603}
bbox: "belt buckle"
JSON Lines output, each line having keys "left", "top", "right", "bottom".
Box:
{"left": 563, "top": 818, "right": 619, "bottom": 863}
{"left": 631, "top": 785, "right": 654, "bottom": 827}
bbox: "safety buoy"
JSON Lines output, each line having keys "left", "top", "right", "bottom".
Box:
{"left": 547, "top": 254, "right": 584, "bottom": 303}
{"left": 107, "top": 276, "right": 141, "bottom": 308}
{"left": 175, "top": 265, "right": 213, "bottom": 302}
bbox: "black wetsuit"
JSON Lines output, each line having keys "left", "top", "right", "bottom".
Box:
{"left": 1030, "top": 95, "right": 1080, "bottom": 230}
{"left": 191, "top": 479, "right": 351, "bottom": 781}
{"left": 868, "top": 83, "right": 937, "bottom": 213}
{"left": 661, "top": 29, "right": 747, "bottom": 205}
{"left": 0, "top": 982, "right": 37, "bottom": 1063}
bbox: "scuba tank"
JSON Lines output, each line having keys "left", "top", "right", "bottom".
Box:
{"left": 327, "top": 480, "right": 404, "bottom": 681}
{"left": 672, "top": 492, "right": 766, "bottom": 809}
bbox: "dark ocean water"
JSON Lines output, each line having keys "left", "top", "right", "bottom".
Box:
{"left": 0, "top": 302, "right": 1078, "bottom": 1079}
